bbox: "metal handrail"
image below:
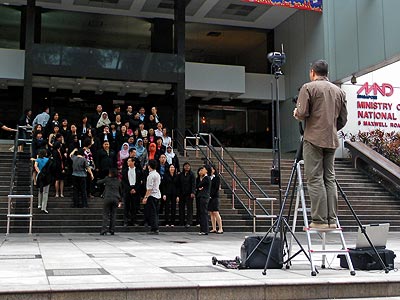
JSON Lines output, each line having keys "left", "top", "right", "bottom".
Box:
{"left": 186, "top": 130, "right": 255, "bottom": 200}
{"left": 9, "top": 126, "right": 20, "bottom": 195}
{"left": 191, "top": 130, "right": 273, "bottom": 215}
{"left": 172, "top": 128, "right": 185, "bottom": 155}
{"left": 218, "top": 171, "right": 253, "bottom": 217}
{"left": 7, "top": 125, "right": 34, "bottom": 235}
{"left": 182, "top": 129, "right": 274, "bottom": 221}
{"left": 178, "top": 129, "right": 255, "bottom": 214}
{"left": 209, "top": 132, "right": 272, "bottom": 201}
{"left": 9, "top": 125, "right": 33, "bottom": 195}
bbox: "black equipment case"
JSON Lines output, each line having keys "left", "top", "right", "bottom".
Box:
{"left": 240, "top": 235, "right": 283, "bottom": 269}
{"left": 339, "top": 248, "right": 396, "bottom": 270}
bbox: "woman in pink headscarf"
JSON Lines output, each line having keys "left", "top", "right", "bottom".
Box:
{"left": 117, "top": 142, "right": 130, "bottom": 179}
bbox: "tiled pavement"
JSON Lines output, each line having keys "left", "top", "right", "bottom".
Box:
{"left": 0, "top": 231, "right": 399, "bottom": 300}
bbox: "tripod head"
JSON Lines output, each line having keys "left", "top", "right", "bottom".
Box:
{"left": 267, "top": 51, "right": 286, "bottom": 77}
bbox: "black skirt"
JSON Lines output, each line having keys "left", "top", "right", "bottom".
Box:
{"left": 208, "top": 197, "right": 219, "bottom": 212}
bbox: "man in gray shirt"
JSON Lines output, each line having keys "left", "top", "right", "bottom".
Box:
{"left": 294, "top": 59, "right": 347, "bottom": 230}
{"left": 70, "top": 148, "right": 94, "bottom": 208}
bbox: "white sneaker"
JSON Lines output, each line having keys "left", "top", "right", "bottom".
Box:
{"left": 8, "top": 146, "right": 14, "bottom": 152}
{"left": 38, "top": 205, "right": 41, "bottom": 209}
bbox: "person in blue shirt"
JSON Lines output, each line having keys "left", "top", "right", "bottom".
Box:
{"left": 34, "top": 149, "right": 51, "bottom": 213}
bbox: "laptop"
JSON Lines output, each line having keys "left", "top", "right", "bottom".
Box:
{"left": 355, "top": 223, "right": 390, "bottom": 250}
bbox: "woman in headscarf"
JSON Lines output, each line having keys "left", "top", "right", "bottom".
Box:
{"left": 165, "top": 145, "right": 180, "bottom": 173}
{"left": 148, "top": 142, "right": 156, "bottom": 161}
{"left": 117, "top": 142, "right": 130, "bottom": 179}
{"left": 127, "top": 135, "right": 136, "bottom": 150}
{"left": 96, "top": 112, "right": 111, "bottom": 132}
{"left": 135, "top": 138, "right": 148, "bottom": 169}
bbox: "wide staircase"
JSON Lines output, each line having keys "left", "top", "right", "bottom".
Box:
{"left": 1, "top": 146, "right": 399, "bottom": 234}
{"left": 221, "top": 152, "right": 400, "bottom": 231}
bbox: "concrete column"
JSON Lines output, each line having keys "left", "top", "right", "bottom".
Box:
{"left": 22, "top": 0, "right": 37, "bottom": 111}
{"left": 174, "top": 0, "right": 185, "bottom": 137}
{"left": 151, "top": 18, "right": 173, "bottom": 53}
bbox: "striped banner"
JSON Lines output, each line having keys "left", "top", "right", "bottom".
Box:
{"left": 242, "top": 0, "right": 323, "bottom": 12}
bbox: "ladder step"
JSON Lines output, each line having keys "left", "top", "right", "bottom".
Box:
{"left": 8, "top": 194, "right": 34, "bottom": 199}
{"left": 297, "top": 208, "right": 311, "bottom": 212}
{"left": 304, "top": 227, "right": 342, "bottom": 232}
{"left": 254, "top": 215, "right": 277, "bottom": 219}
{"left": 310, "top": 249, "right": 349, "bottom": 254}
{"left": 255, "top": 198, "right": 277, "bottom": 201}
{"left": 7, "top": 214, "right": 32, "bottom": 218}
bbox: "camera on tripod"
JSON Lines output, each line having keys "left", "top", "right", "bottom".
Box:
{"left": 268, "top": 47, "right": 286, "bottom": 186}
{"left": 267, "top": 52, "right": 286, "bottom": 69}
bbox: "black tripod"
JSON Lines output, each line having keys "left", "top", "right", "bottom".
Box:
{"left": 261, "top": 126, "right": 391, "bottom": 275}
{"left": 245, "top": 136, "right": 312, "bottom": 275}
{"left": 336, "top": 180, "right": 390, "bottom": 273}
{"left": 261, "top": 136, "right": 312, "bottom": 275}
{"left": 246, "top": 49, "right": 312, "bottom": 274}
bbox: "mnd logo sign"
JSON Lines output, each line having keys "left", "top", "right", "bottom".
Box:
{"left": 356, "top": 82, "right": 400, "bottom": 129}
{"left": 242, "top": 0, "right": 323, "bottom": 12}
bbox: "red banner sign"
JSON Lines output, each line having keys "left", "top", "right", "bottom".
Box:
{"left": 242, "top": 0, "right": 323, "bottom": 13}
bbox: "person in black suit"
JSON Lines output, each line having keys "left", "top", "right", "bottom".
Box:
{"left": 95, "top": 141, "right": 118, "bottom": 196}
{"left": 208, "top": 165, "right": 223, "bottom": 234}
{"left": 177, "top": 162, "right": 196, "bottom": 228}
{"left": 97, "top": 168, "right": 121, "bottom": 235}
{"left": 161, "top": 164, "right": 179, "bottom": 226}
{"left": 196, "top": 165, "right": 211, "bottom": 235}
{"left": 90, "top": 104, "right": 103, "bottom": 129}
{"left": 121, "top": 157, "right": 144, "bottom": 227}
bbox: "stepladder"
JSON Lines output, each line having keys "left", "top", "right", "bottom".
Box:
{"left": 7, "top": 194, "right": 34, "bottom": 235}
{"left": 288, "top": 160, "right": 356, "bottom": 276}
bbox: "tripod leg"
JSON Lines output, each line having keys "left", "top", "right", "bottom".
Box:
{"left": 245, "top": 223, "right": 275, "bottom": 264}
{"left": 262, "top": 230, "right": 280, "bottom": 275}
{"left": 336, "top": 180, "right": 389, "bottom": 273}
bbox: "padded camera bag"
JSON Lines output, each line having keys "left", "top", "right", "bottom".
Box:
{"left": 240, "top": 235, "right": 283, "bottom": 269}
{"left": 339, "top": 248, "right": 396, "bottom": 270}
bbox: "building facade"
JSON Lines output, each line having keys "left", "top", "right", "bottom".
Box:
{"left": 0, "top": 0, "right": 399, "bottom": 150}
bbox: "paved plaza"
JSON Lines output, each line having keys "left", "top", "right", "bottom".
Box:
{"left": 0, "top": 231, "right": 399, "bottom": 299}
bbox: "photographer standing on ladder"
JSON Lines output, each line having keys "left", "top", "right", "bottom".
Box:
{"left": 293, "top": 60, "right": 348, "bottom": 230}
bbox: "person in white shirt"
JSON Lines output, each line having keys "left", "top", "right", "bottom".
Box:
{"left": 154, "top": 122, "right": 163, "bottom": 137}
{"left": 161, "top": 128, "right": 172, "bottom": 148}
{"left": 142, "top": 159, "right": 161, "bottom": 234}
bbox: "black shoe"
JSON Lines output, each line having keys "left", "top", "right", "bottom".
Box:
{"left": 198, "top": 232, "right": 208, "bottom": 235}
{"left": 109, "top": 231, "right": 115, "bottom": 235}
{"left": 100, "top": 232, "right": 107, "bottom": 235}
